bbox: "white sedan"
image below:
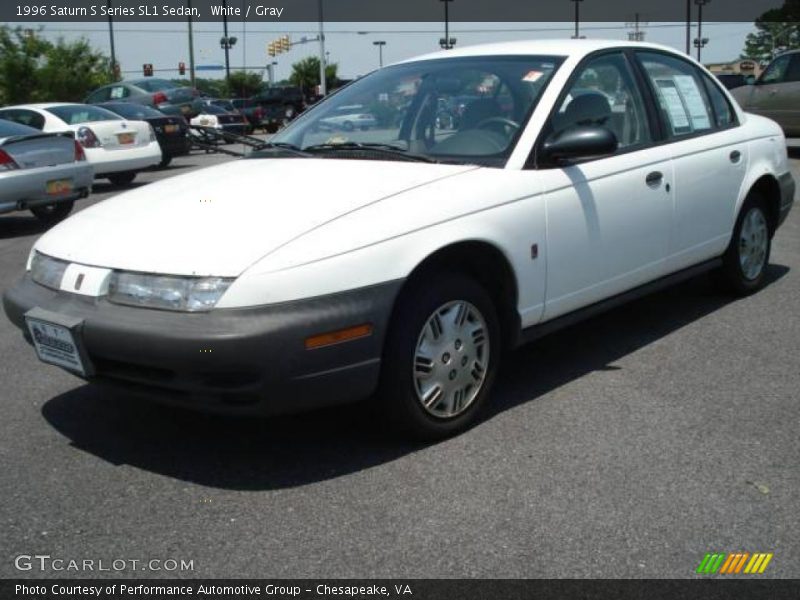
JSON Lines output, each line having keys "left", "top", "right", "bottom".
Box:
{"left": 3, "top": 40, "right": 794, "bottom": 439}
{"left": 0, "top": 103, "right": 161, "bottom": 186}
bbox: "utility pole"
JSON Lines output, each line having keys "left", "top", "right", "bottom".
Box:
{"left": 685, "top": 0, "right": 692, "bottom": 54}
{"left": 187, "top": 0, "right": 196, "bottom": 87}
{"left": 318, "top": 0, "right": 327, "bottom": 96}
{"left": 571, "top": 0, "right": 585, "bottom": 39}
{"left": 626, "top": 13, "right": 647, "bottom": 42}
{"left": 373, "top": 41, "right": 386, "bottom": 67}
{"left": 106, "top": 0, "right": 117, "bottom": 80}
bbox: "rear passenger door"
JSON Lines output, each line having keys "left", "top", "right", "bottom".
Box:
{"left": 636, "top": 51, "right": 747, "bottom": 272}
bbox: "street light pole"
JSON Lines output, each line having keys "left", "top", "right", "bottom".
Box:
{"left": 440, "top": 0, "right": 455, "bottom": 50}
{"left": 695, "top": 0, "right": 710, "bottom": 62}
{"left": 685, "top": 0, "right": 692, "bottom": 54}
{"left": 373, "top": 41, "right": 386, "bottom": 68}
{"left": 222, "top": 0, "right": 231, "bottom": 84}
{"left": 571, "top": 0, "right": 584, "bottom": 39}
{"left": 318, "top": 0, "right": 327, "bottom": 96}
{"left": 106, "top": 0, "right": 117, "bottom": 80}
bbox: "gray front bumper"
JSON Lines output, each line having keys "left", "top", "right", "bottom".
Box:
{"left": 3, "top": 276, "right": 402, "bottom": 415}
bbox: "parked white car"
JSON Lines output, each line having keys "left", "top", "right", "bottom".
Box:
{"left": 3, "top": 40, "right": 794, "bottom": 439}
{"left": 0, "top": 103, "right": 161, "bottom": 186}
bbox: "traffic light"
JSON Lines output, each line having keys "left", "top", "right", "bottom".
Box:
{"left": 268, "top": 42, "right": 276, "bottom": 57}
{"left": 280, "top": 35, "right": 290, "bottom": 52}
{"left": 178, "top": 61, "right": 186, "bottom": 75}
{"left": 143, "top": 63, "right": 153, "bottom": 77}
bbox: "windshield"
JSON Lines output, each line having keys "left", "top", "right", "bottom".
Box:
{"left": 45, "top": 105, "right": 122, "bottom": 125}
{"left": 273, "top": 55, "right": 562, "bottom": 166}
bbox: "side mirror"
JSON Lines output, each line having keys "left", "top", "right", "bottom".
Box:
{"left": 541, "top": 125, "right": 618, "bottom": 164}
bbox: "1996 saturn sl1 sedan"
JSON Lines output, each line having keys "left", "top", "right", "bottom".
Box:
{"left": 3, "top": 40, "right": 794, "bottom": 439}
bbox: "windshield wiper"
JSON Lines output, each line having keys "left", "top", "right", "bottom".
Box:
{"left": 250, "top": 141, "right": 312, "bottom": 157}
{"left": 302, "top": 142, "right": 439, "bottom": 163}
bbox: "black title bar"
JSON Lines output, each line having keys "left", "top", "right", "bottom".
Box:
{"left": 2, "top": 0, "right": 794, "bottom": 23}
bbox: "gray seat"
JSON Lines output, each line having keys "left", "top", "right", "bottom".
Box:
{"left": 560, "top": 92, "right": 611, "bottom": 129}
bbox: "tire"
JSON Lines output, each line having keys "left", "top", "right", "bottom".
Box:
{"left": 378, "top": 273, "right": 501, "bottom": 440}
{"left": 107, "top": 172, "right": 137, "bottom": 187}
{"left": 716, "top": 192, "right": 772, "bottom": 295}
{"left": 158, "top": 155, "right": 172, "bottom": 169}
{"left": 30, "top": 200, "right": 74, "bottom": 225}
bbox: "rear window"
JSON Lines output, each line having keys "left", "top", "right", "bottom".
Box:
{"left": 0, "top": 119, "right": 41, "bottom": 137}
{"left": 201, "top": 105, "right": 227, "bottom": 114}
{"left": 45, "top": 105, "right": 122, "bottom": 125}
{"left": 103, "top": 103, "right": 164, "bottom": 119}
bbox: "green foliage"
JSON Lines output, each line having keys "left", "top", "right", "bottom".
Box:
{"left": 741, "top": 1, "right": 800, "bottom": 63}
{"left": 226, "top": 71, "right": 263, "bottom": 98}
{"left": 288, "top": 57, "right": 338, "bottom": 91}
{"left": 0, "top": 26, "right": 112, "bottom": 105}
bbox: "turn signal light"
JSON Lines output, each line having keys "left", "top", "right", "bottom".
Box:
{"left": 305, "top": 324, "right": 374, "bottom": 350}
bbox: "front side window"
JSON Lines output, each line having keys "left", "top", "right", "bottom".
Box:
{"left": 552, "top": 52, "right": 651, "bottom": 151}
{"left": 638, "top": 52, "right": 715, "bottom": 138}
{"left": 272, "top": 56, "right": 563, "bottom": 167}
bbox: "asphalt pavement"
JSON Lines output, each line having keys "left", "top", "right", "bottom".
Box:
{"left": 0, "top": 148, "right": 798, "bottom": 579}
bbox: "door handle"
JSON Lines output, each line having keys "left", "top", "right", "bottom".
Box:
{"left": 646, "top": 171, "right": 663, "bottom": 187}
{"left": 730, "top": 150, "right": 742, "bottom": 163}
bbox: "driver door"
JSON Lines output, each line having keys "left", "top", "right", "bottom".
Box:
{"left": 534, "top": 51, "right": 675, "bottom": 321}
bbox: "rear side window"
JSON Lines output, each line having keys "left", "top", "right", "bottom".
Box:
{"left": 702, "top": 74, "right": 736, "bottom": 128}
{"left": 637, "top": 52, "right": 715, "bottom": 138}
{"left": 761, "top": 54, "right": 791, "bottom": 84}
{"left": 0, "top": 109, "right": 45, "bottom": 130}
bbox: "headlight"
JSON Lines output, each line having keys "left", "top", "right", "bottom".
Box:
{"left": 30, "top": 252, "right": 69, "bottom": 290}
{"left": 107, "top": 272, "right": 233, "bottom": 312}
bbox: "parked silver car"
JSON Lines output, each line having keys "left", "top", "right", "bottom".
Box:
{"left": 0, "top": 119, "right": 93, "bottom": 223}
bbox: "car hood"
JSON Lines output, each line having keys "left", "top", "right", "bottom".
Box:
{"left": 35, "top": 158, "right": 478, "bottom": 277}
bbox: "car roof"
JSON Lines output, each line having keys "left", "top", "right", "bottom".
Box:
{"left": 0, "top": 103, "right": 82, "bottom": 111}
{"left": 397, "top": 39, "right": 687, "bottom": 64}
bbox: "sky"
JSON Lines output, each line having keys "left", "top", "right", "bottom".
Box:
{"left": 11, "top": 21, "right": 757, "bottom": 81}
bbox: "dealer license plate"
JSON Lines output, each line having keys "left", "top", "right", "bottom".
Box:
{"left": 46, "top": 179, "right": 72, "bottom": 195}
{"left": 117, "top": 132, "right": 135, "bottom": 145}
{"left": 25, "top": 315, "right": 87, "bottom": 376}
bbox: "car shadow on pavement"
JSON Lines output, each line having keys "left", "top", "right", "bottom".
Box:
{"left": 0, "top": 215, "right": 51, "bottom": 239}
{"left": 40, "top": 265, "right": 789, "bottom": 491}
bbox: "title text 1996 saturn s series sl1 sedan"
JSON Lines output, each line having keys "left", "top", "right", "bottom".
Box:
{"left": 3, "top": 40, "right": 794, "bottom": 439}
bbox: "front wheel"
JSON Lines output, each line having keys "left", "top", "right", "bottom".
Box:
{"left": 716, "top": 193, "right": 772, "bottom": 295}
{"left": 378, "top": 274, "right": 501, "bottom": 440}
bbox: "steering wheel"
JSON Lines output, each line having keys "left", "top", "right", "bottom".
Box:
{"left": 475, "top": 117, "right": 521, "bottom": 136}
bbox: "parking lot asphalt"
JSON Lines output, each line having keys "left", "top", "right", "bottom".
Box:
{"left": 0, "top": 149, "right": 798, "bottom": 579}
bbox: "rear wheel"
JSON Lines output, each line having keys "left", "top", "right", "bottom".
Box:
{"left": 378, "top": 273, "right": 501, "bottom": 440}
{"left": 107, "top": 172, "right": 137, "bottom": 187}
{"left": 31, "top": 200, "right": 74, "bottom": 225}
{"left": 716, "top": 192, "right": 772, "bottom": 295}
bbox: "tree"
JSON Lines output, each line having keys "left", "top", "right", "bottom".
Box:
{"left": 0, "top": 26, "right": 111, "bottom": 104}
{"left": 226, "top": 71, "right": 263, "bottom": 98}
{"left": 289, "top": 57, "right": 338, "bottom": 92}
{"left": 741, "top": 1, "right": 800, "bottom": 63}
